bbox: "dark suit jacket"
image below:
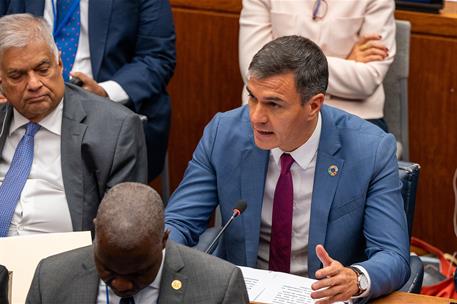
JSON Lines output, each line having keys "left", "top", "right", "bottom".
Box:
{"left": 1, "top": 0, "right": 176, "bottom": 179}
{"left": 26, "top": 241, "right": 250, "bottom": 304}
{"left": 0, "top": 84, "right": 148, "bottom": 233}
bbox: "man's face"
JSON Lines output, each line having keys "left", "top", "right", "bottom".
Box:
{"left": 0, "top": 40, "right": 64, "bottom": 122}
{"left": 94, "top": 233, "right": 168, "bottom": 298}
{"left": 247, "top": 72, "right": 323, "bottom": 152}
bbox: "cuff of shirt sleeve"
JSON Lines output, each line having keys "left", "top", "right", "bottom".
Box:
{"left": 351, "top": 265, "right": 371, "bottom": 299}
{"left": 98, "top": 80, "right": 129, "bottom": 103}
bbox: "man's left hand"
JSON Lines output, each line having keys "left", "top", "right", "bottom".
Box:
{"left": 310, "top": 244, "right": 360, "bottom": 304}
{"left": 70, "top": 71, "right": 108, "bottom": 97}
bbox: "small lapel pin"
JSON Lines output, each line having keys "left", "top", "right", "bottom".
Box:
{"left": 171, "top": 279, "right": 182, "bottom": 290}
{"left": 328, "top": 165, "right": 338, "bottom": 176}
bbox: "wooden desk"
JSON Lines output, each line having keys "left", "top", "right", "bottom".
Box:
{"left": 372, "top": 291, "right": 454, "bottom": 304}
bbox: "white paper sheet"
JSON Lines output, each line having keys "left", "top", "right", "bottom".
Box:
{"left": 239, "top": 266, "right": 344, "bottom": 304}
{"left": 0, "top": 231, "right": 92, "bottom": 304}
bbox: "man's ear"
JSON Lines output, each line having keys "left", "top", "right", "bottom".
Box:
{"left": 307, "top": 93, "right": 325, "bottom": 119}
{"left": 162, "top": 229, "right": 170, "bottom": 249}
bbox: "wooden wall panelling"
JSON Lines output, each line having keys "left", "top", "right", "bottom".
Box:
{"left": 397, "top": 3, "right": 457, "bottom": 252}
{"left": 407, "top": 33, "right": 457, "bottom": 252}
{"left": 168, "top": 2, "right": 243, "bottom": 192}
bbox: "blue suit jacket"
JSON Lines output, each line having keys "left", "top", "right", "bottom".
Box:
{"left": 165, "top": 105, "right": 410, "bottom": 300}
{"left": 1, "top": 0, "right": 176, "bottom": 179}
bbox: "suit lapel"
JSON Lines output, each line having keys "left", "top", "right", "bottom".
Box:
{"left": 240, "top": 133, "right": 269, "bottom": 267}
{"left": 158, "top": 243, "right": 187, "bottom": 304}
{"left": 308, "top": 107, "right": 344, "bottom": 277}
{"left": 77, "top": 247, "right": 100, "bottom": 303}
{"left": 61, "top": 86, "right": 88, "bottom": 231}
{"left": 88, "top": 0, "right": 113, "bottom": 79}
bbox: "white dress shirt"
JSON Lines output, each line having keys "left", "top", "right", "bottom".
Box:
{"left": 97, "top": 249, "right": 165, "bottom": 304}
{"left": 256, "top": 113, "right": 371, "bottom": 298}
{"left": 0, "top": 101, "right": 73, "bottom": 236}
{"left": 43, "top": 0, "right": 129, "bottom": 103}
{"left": 257, "top": 113, "right": 321, "bottom": 276}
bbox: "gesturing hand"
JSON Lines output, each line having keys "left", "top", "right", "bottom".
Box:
{"left": 347, "top": 33, "right": 389, "bottom": 63}
{"left": 310, "top": 244, "right": 359, "bottom": 304}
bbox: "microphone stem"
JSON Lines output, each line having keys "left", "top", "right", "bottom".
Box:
{"left": 205, "top": 211, "right": 237, "bottom": 254}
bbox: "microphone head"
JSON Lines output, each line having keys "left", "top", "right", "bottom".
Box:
{"left": 233, "top": 200, "right": 247, "bottom": 216}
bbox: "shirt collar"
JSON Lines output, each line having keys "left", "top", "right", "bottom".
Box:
{"left": 10, "top": 98, "right": 64, "bottom": 136}
{"left": 150, "top": 248, "right": 166, "bottom": 289}
{"left": 271, "top": 112, "right": 322, "bottom": 170}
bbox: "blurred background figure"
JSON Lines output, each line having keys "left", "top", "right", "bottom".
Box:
{"left": 239, "top": 0, "right": 395, "bottom": 132}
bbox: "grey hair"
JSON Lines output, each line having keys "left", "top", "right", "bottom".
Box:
{"left": 0, "top": 13, "right": 59, "bottom": 62}
{"left": 95, "top": 183, "right": 164, "bottom": 250}
{"left": 248, "top": 35, "right": 328, "bottom": 105}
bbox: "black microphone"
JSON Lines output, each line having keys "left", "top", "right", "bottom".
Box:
{"left": 204, "top": 200, "right": 247, "bottom": 254}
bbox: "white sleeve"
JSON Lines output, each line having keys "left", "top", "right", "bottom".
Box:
{"left": 327, "top": 0, "right": 396, "bottom": 100}
{"left": 239, "top": 0, "right": 272, "bottom": 84}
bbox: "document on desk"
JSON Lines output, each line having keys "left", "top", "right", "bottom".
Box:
{"left": 0, "top": 231, "right": 92, "bottom": 304}
{"left": 239, "top": 266, "right": 344, "bottom": 304}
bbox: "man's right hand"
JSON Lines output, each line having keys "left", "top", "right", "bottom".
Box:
{"left": 347, "top": 33, "right": 389, "bottom": 63}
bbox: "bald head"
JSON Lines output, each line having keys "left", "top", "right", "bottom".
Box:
{"left": 95, "top": 182, "right": 164, "bottom": 250}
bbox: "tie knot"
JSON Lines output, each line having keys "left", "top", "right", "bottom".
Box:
{"left": 119, "top": 297, "right": 135, "bottom": 304}
{"left": 280, "top": 153, "right": 294, "bottom": 175}
{"left": 25, "top": 122, "right": 40, "bottom": 137}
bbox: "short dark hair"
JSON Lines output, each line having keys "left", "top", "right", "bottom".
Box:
{"left": 248, "top": 35, "right": 328, "bottom": 104}
{"left": 95, "top": 182, "right": 164, "bottom": 250}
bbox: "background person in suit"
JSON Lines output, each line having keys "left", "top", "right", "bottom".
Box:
{"left": 26, "top": 182, "right": 250, "bottom": 304}
{"left": 0, "top": 14, "right": 147, "bottom": 236}
{"left": 165, "top": 36, "right": 410, "bottom": 303}
{"left": 239, "top": 0, "right": 395, "bottom": 132}
{"left": 0, "top": 0, "right": 176, "bottom": 180}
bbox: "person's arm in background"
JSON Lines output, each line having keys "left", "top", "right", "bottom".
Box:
{"left": 72, "top": 0, "right": 176, "bottom": 108}
{"left": 239, "top": 0, "right": 272, "bottom": 84}
{"left": 239, "top": 0, "right": 395, "bottom": 101}
{"left": 327, "top": 0, "right": 395, "bottom": 100}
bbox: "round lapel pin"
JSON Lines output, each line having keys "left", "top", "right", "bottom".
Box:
{"left": 171, "top": 279, "right": 182, "bottom": 290}
{"left": 328, "top": 165, "right": 338, "bottom": 176}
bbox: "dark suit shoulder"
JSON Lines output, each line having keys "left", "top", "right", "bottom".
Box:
{"left": 64, "top": 84, "right": 138, "bottom": 121}
{"left": 169, "top": 242, "right": 240, "bottom": 273}
{"left": 39, "top": 245, "right": 94, "bottom": 271}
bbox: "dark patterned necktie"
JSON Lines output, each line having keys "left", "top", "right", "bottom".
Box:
{"left": 54, "top": 0, "right": 81, "bottom": 81}
{"left": 269, "top": 153, "right": 295, "bottom": 272}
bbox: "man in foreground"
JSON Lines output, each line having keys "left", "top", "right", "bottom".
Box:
{"left": 0, "top": 14, "right": 147, "bottom": 237}
{"left": 26, "top": 182, "right": 249, "bottom": 303}
{"left": 165, "top": 35, "right": 410, "bottom": 303}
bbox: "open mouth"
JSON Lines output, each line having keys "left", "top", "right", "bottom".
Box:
{"left": 256, "top": 129, "right": 274, "bottom": 136}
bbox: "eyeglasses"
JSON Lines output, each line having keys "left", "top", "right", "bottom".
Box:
{"left": 312, "top": 0, "right": 328, "bottom": 21}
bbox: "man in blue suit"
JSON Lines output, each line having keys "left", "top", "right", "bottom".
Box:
{"left": 165, "top": 36, "right": 410, "bottom": 303}
{"left": 0, "top": 0, "right": 176, "bottom": 180}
